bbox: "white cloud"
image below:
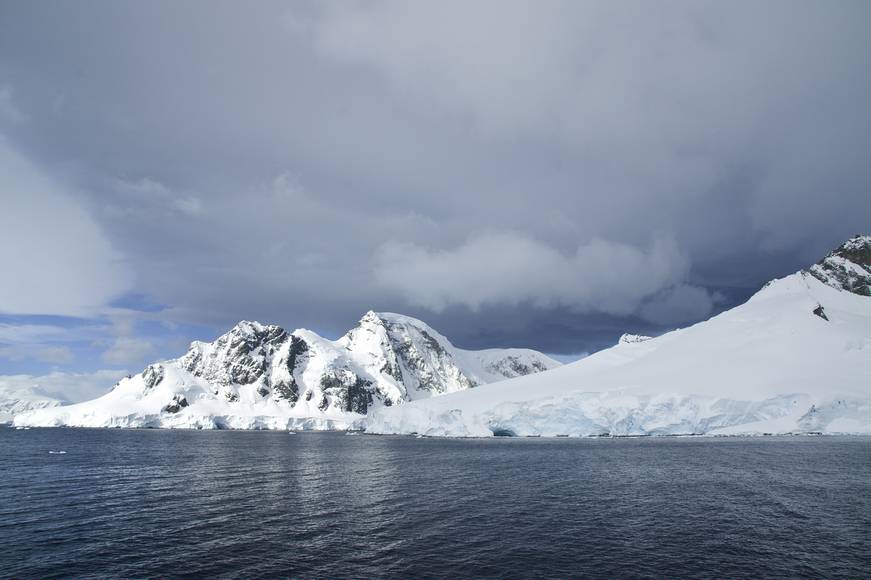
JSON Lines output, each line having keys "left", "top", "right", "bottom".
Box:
{"left": 100, "top": 316, "right": 154, "bottom": 365}
{"left": 0, "top": 323, "right": 70, "bottom": 343}
{"left": 639, "top": 284, "right": 714, "bottom": 325}
{"left": 101, "top": 337, "right": 154, "bottom": 365}
{"left": 374, "top": 232, "right": 711, "bottom": 321}
{"left": 289, "top": 1, "right": 839, "bottom": 147}
{"left": 114, "top": 176, "right": 171, "bottom": 197}
{"left": 171, "top": 196, "right": 203, "bottom": 216}
{"left": 0, "top": 323, "right": 81, "bottom": 364}
{"left": 108, "top": 176, "right": 204, "bottom": 217}
{"left": 290, "top": 0, "right": 578, "bottom": 138}
{"left": 0, "top": 138, "right": 131, "bottom": 316}
{"left": 36, "top": 346, "right": 74, "bottom": 364}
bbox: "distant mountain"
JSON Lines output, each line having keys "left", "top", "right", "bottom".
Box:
{"left": 0, "top": 385, "right": 64, "bottom": 424}
{"left": 13, "top": 312, "right": 559, "bottom": 429}
{"left": 367, "top": 236, "right": 871, "bottom": 437}
{"left": 0, "top": 370, "right": 130, "bottom": 424}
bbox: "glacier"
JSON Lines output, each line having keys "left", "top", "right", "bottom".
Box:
{"left": 366, "top": 235, "right": 871, "bottom": 437}
{"left": 12, "top": 311, "right": 559, "bottom": 429}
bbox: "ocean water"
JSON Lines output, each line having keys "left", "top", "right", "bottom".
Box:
{"left": 1, "top": 427, "right": 869, "bottom": 578}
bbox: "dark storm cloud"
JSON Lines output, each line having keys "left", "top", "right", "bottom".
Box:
{"left": 1, "top": 0, "right": 870, "bottom": 355}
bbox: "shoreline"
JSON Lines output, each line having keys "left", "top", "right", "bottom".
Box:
{"left": 4, "top": 422, "right": 870, "bottom": 439}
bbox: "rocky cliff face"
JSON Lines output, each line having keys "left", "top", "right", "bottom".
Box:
{"left": 338, "top": 311, "right": 478, "bottom": 401}
{"left": 808, "top": 235, "right": 871, "bottom": 296}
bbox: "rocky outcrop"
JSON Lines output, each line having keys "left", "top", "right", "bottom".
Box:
{"left": 618, "top": 334, "right": 653, "bottom": 345}
{"left": 484, "top": 356, "right": 549, "bottom": 377}
{"left": 808, "top": 235, "right": 871, "bottom": 296}
{"left": 142, "top": 364, "right": 165, "bottom": 391}
{"left": 163, "top": 394, "right": 189, "bottom": 414}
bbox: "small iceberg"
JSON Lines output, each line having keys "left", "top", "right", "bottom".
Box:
{"left": 287, "top": 431, "right": 296, "bottom": 435}
{"left": 48, "top": 451, "right": 67, "bottom": 455}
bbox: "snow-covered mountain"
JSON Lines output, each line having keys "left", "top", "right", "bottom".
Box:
{"left": 13, "top": 311, "right": 559, "bottom": 429}
{"left": 1, "top": 385, "right": 63, "bottom": 424}
{"left": 0, "top": 370, "right": 130, "bottom": 424}
{"left": 367, "top": 235, "right": 871, "bottom": 437}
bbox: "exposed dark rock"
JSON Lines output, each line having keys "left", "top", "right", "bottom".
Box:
{"left": 484, "top": 355, "right": 548, "bottom": 379}
{"left": 319, "top": 374, "right": 345, "bottom": 395}
{"left": 142, "top": 364, "right": 164, "bottom": 391}
{"left": 181, "top": 322, "right": 290, "bottom": 386}
{"left": 286, "top": 335, "right": 308, "bottom": 370}
{"left": 491, "top": 427, "right": 516, "bottom": 437}
{"left": 319, "top": 373, "right": 375, "bottom": 414}
{"left": 345, "top": 378, "right": 374, "bottom": 414}
{"left": 273, "top": 380, "right": 299, "bottom": 404}
{"left": 417, "top": 329, "right": 446, "bottom": 356}
{"left": 272, "top": 335, "right": 308, "bottom": 404}
{"left": 813, "top": 304, "right": 829, "bottom": 321}
{"left": 391, "top": 326, "right": 473, "bottom": 393}
{"left": 380, "top": 360, "right": 403, "bottom": 383}
{"left": 163, "top": 394, "right": 189, "bottom": 414}
{"left": 808, "top": 235, "right": 871, "bottom": 296}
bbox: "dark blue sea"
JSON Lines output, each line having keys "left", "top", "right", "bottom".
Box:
{"left": 1, "top": 427, "right": 869, "bottom": 578}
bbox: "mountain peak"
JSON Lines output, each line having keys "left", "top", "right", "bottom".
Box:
{"left": 807, "top": 234, "right": 871, "bottom": 296}
{"left": 360, "top": 310, "right": 381, "bottom": 323}
{"left": 228, "top": 320, "right": 279, "bottom": 334}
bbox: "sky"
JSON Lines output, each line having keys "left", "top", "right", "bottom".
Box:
{"left": 1, "top": 0, "right": 870, "bottom": 393}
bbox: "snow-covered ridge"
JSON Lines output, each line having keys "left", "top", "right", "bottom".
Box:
{"left": 367, "top": 236, "right": 871, "bottom": 437}
{"left": 13, "top": 311, "right": 560, "bottom": 429}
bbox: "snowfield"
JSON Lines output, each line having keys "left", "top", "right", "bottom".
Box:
{"left": 366, "top": 269, "right": 871, "bottom": 437}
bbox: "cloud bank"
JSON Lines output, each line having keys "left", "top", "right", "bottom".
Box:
{"left": 0, "top": 0, "right": 869, "bottom": 357}
{"left": 0, "top": 139, "right": 130, "bottom": 317}
{"left": 375, "top": 234, "right": 712, "bottom": 322}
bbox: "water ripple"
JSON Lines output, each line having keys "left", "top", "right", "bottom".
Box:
{"left": 1, "top": 428, "right": 870, "bottom": 578}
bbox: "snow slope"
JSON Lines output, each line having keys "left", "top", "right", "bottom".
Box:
{"left": 367, "top": 236, "right": 871, "bottom": 437}
{"left": 13, "top": 311, "right": 559, "bottom": 429}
